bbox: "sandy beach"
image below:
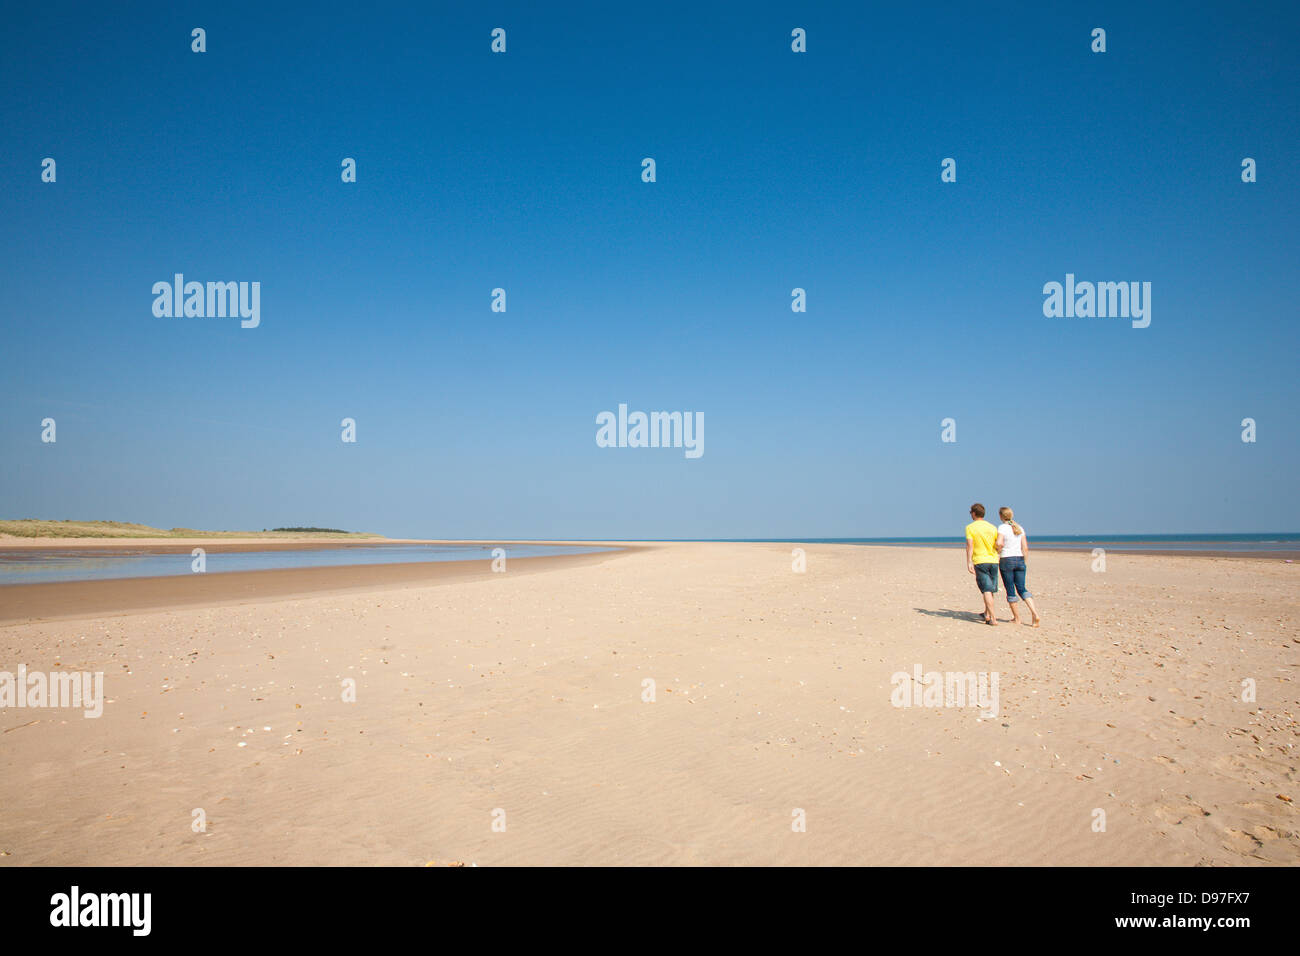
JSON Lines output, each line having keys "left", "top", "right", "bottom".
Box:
{"left": 0, "top": 541, "right": 1295, "bottom": 866}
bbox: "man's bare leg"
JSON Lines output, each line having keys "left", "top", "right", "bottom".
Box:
{"left": 983, "top": 591, "right": 998, "bottom": 625}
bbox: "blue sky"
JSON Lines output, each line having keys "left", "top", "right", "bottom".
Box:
{"left": 2, "top": 1, "right": 1297, "bottom": 538}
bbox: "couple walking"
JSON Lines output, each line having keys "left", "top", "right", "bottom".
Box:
{"left": 964, "top": 503, "right": 1042, "bottom": 627}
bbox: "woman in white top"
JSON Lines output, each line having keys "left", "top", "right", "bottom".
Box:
{"left": 995, "top": 507, "right": 1041, "bottom": 626}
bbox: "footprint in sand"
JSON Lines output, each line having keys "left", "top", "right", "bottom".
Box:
{"left": 1223, "top": 827, "right": 1266, "bottom": 853}
{"left": 1154, "top": 801, "right": 1210, "bottom": 825}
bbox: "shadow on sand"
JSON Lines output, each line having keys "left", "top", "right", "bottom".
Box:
{"left": 914, "top": 607, "right": 987, "bottom": 624}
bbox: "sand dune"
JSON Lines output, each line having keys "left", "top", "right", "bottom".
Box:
{"left": 0, "top": 543, "right": 1295, "bottom": 865}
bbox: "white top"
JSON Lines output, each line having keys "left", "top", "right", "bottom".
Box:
{"left": 997, "top": 523, "right": 1025, "bottom": 558}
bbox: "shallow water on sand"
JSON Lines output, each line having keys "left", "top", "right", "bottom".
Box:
{"left": 0, "top": 544, "right": 616, "bottom": 585}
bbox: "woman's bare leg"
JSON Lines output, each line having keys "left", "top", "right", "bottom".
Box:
{"left": 1023, "top": 596, "right": 1041, "bottom": 625}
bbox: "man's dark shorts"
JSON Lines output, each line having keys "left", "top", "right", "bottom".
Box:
{"left": 974, "top": 563, "right": 1000, "bottom": 594}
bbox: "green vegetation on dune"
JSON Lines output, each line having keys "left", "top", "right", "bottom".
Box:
{"left": 0, "top": 519, "right": 375, "bottom": 539}
{"left": 270, "top": 527, "right": 352, "bottom": 534}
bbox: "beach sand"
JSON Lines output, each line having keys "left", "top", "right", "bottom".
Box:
{"left": 0, "top": 542, "right": 1295, "bottom": 866}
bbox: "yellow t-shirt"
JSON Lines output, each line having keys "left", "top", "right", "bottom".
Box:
{"left": 965, "top": 519, "right": 999, "bottom": 564}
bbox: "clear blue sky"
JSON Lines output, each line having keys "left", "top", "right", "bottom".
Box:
{"left": 2, "top": 1, "right": 1297, "bottom": 538}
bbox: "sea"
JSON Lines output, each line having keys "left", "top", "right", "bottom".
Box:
{"left": 631, "top": 534, "right": 1300, "bottom": 554}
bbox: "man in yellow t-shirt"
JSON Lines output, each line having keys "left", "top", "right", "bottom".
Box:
{"left": 965, "top": 503, "right": 1001, "bottom": 625}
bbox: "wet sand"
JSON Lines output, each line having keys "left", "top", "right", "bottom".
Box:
{"left": 0, "top": 546, "right": 635, "bottom": 625}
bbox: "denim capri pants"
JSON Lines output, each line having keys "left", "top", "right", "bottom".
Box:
{"left": 999, "top": 556, "right": 1031, "bottom": 602}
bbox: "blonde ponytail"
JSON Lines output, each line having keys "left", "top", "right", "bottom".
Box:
{"left": 999, "top": 507, "right": 1023, "bottom": 537}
